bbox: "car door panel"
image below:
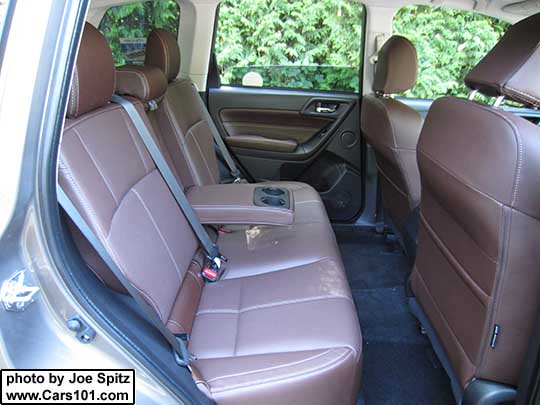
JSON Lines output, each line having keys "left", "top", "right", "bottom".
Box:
{"left": 208, "top": 86, "right": 364, "bottom": 222}
{"left": 220, "top": 108, "right": 333, "bottom": 145}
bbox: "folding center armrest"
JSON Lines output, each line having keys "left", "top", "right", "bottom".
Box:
{"left": 186, "top": 184, "right": 295, "bottom": 226}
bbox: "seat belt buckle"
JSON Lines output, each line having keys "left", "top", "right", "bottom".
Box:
{"left": 174, "top": 334, "right": 196, "bottom": 367}
{"left": 201, "top": 255, "right": 227, "bottom": 283}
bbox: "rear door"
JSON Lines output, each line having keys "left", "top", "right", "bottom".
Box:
{"left": 207, "top": 0, "right": 366, "bottom": 222}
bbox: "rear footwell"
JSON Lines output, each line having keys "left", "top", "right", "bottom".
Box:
{"left": 334, "top": 226, "right": 454, "bottom": 405}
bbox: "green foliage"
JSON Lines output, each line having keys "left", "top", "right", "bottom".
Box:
{"left": 215, "top": 0, "right": 364, "bottom": 93}
{"left": 99, "top": 0, "right": 180, "bottom": 66}
{"left": 393, "top": 5, "right": 510, "bottom": 99}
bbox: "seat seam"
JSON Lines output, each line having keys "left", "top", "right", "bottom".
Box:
{"left": 209, "top": 349, "right": 352, "bottom": 394}
{"left": 413, "top": 267, "right": 476, "bottom": 365}
{"left": 122, "top": 109, "right": 153, "bottom": 174}
{"left": 73, "top": 127, "right": 119, "bottom": 204}
{"left": 196, "top": 295, "right": 354, "bottom": 316}
{"left": 420, "top": 213, "right": 491, "bottom": 304}
{"left": 130, "top": 187, "right": 184, "bottom": 283}
{"left": 186, "top": 127, "right": 218, "bottom": 184}
{"left": 204, "top": 348, "right": 333, "bottom": 384}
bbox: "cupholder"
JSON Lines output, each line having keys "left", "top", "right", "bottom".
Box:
{"left": 262, "top": 187, "right": 285, "bottom": 196}
{"left": 261, "top": 196, "right": 286, "bottom": 207}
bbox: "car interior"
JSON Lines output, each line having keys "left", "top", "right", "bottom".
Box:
{"left": 47, "top": 0, "right": 540, "bottom": 403}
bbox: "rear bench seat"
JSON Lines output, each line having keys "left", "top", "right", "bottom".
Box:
{"left": 60, "top": 23, "right": 362, "bottom": 404}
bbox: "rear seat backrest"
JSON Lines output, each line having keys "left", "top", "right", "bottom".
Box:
{"left": 145, "top": 29, "right": 221, "bottom": 188}
{"left": 60, "top": 23, "right": 203, "bottom": 334}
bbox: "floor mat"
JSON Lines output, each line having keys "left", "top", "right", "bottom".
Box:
{"left": 334, "top": 226, "right": 455, "bottom": 405}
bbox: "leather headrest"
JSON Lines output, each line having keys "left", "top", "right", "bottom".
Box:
{"left": 373, "top": 36, "right": 417, "bottom": 94}
{"left": 116, "top": 65, "right": 168, "bottom": 103}
{"left": 144, "top": 29, "right": 180, "bottom": 82}
{"left": 465, "top": 13, "right": 540, "bottom": 106}
{"left": 67, "top": 23, "right": 115, "bottom": 119}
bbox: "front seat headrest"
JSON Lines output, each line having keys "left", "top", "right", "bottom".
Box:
{"left": 465, "top": 12, "right": 540, "bottom": 106}
{"left": 373, "top": 35, "right": 418, "bottom": 95}
{"left": 67, "top": 23, "right": 115, "bottom": 119}
{"left": 116, "top": 65, "right": 168, "bottom": 103}
{"left": 145, "top": 29, "right": 180, "bottom": 82}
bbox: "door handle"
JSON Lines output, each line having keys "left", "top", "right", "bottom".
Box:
{"left": 315, "top": 102, "right": 339, "bottom": 114}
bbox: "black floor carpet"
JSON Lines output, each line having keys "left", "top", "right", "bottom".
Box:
{"left": 334, "top": 226, "right": 455, "bottom": 405}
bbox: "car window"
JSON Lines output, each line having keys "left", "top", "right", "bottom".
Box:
{"left": 214, "top": 0, "right": 365, "bottom": 93}
{"left": 99, "top": 0, "right": 180, "bottom": 66}
{"left": 393, "top": 5, "right": 510, "bottom": 100}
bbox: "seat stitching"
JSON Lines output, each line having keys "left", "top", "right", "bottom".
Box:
{"left": 130, "top": 187, "right": 184, "bottom": 282}
{"left": 166, "top": 319, "right": 186, "bottom": 332}
{"left": 154, "top": 30, "right": 170, "bottom": 79}
{"left": 119, "top": 69, "right": 149, "bottom": 100}
{"left": 209, "top": 349, "right": 351, "bottom": 394}
{"left": 232, "top": 279, "right": 243, "bottom": 357}
{"left": 122, "top": 109, "right": 153, "bottom": 174}
{"left": 420, "top": 213, "right": 491, "bottom": 303}
{"left": 413, "top": 267, "right": 476, "bottom": 365}
{"left": 505, "top": 85, "right": 540, "bottom": 105}
{"left": 73, "top": 127, "right": 119, "bottom": 204}
{"left": 59, "top": 156, "right": 107, "bottom": 236}
{"left": 163, "top": 98, "right": 201, "bottom": 185}
{"left": 205, "top": 348, "right": 333, "bottom": 384}
{"left": 196, "top": 295, "right": 353, "bottom": 316}
{"left": 186, "top": 127, "right": 218, "bottom": 184}
{"left": 418, "top": 150, "right": 502, "bottom": 205}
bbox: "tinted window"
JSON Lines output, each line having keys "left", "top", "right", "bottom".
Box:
{"left": 215, "top": 0, "right": 365, "bottom": 93}
{"left": 99, "top": 0, "right": 180, "bottom": 66}
{"left": 393, "top": 6, "right": 510, "bottom": 99}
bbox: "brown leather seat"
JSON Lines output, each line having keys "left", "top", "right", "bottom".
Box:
{"left": 60, "top": 23, "right": 362, "bottom": 404}
{"left": 142, "top": 29, "right": 329, "bottom": 224}
{"left": 410, "top": 13, "right": 540, "bottom": 396}
{"left": 361, "top": 36, "right": 422, "bottom": 234}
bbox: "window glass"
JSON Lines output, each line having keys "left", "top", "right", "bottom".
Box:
{"left": 393, "top": 6, "right": 510, "bottom": 99}
{"left": 99, "top": 0, "right": 180, "bottom": 66}
{"left": 215, "top": 0, "right": 365, "bottom": 93}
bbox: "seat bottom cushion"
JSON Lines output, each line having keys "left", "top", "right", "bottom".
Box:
{"left": 189, "top": 259, "right": 362, "bottom": 405}
{"left": 217, "top": 222, "right": 342, "bottom": 280}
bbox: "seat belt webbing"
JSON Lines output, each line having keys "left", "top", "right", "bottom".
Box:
{"left": 111, "top": 95, "right": 221, "bottom": 262}
{"left": 207, "top": 116, "right": 242, "bottom": 182}
{"left": 57, "top": 186, "right": 191, "bottom": 367}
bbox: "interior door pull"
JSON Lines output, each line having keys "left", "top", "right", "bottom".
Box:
{"left": 315, "top": 102, "right": 338, "bottom": 113}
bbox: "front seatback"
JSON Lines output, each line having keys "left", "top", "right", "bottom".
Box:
{"left": 410, "top": 13, "right": 540, "bottom": 390}
{"left": 144, "top": 29, "right": 221, "bottom": 188}
{"left": 361, "top": 36, "right": 422, "bottom": 230}
{"left": 60, "top": 23, "right": 204, "bottom": 336}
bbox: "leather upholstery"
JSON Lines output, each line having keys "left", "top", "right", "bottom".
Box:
{"left": 67, "top": 23, "right": 115, "bottom": 118}
{"left": 145, "top": 28, "right": 180, "bottom": 82}
{"left": 411, "top": 14, "right": 540, "bottom": 390}
{"left": 372, "top": 36, "right": 417, "bottom": 95}
{"left": 465, "top": 13, "right": 540, "bottom": 106}
{"left": 116, "top": 65, "right": 168, "bottom": 103}
{"left": 60, "top": 23, "right": 362, "bottom": 404}
{"left": 361, "top": 36, "right": 422, "bottom": 230}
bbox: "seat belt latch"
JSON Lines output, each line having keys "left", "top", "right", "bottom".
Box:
{"left": 174, "top": 334, "right": 196, "bottom": 367}
{"left": 201, "top": 255, "right": 227, "bottom": 283}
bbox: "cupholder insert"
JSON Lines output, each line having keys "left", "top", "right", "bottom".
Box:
{"left": 262, "top": 187, "right": 285, "bottom": 196}
{"left": 261, "top": 196, "right": 286, "bottom": 207}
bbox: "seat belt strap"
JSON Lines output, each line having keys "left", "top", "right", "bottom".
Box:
{"left": 57, "top": 186, "right": 192, "bottom": 367}
{"left": 111, "top": 95, "right": 223, "bottom": 267}
{"left": 207, "top": 117, "right": 242, "bottom": 182}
